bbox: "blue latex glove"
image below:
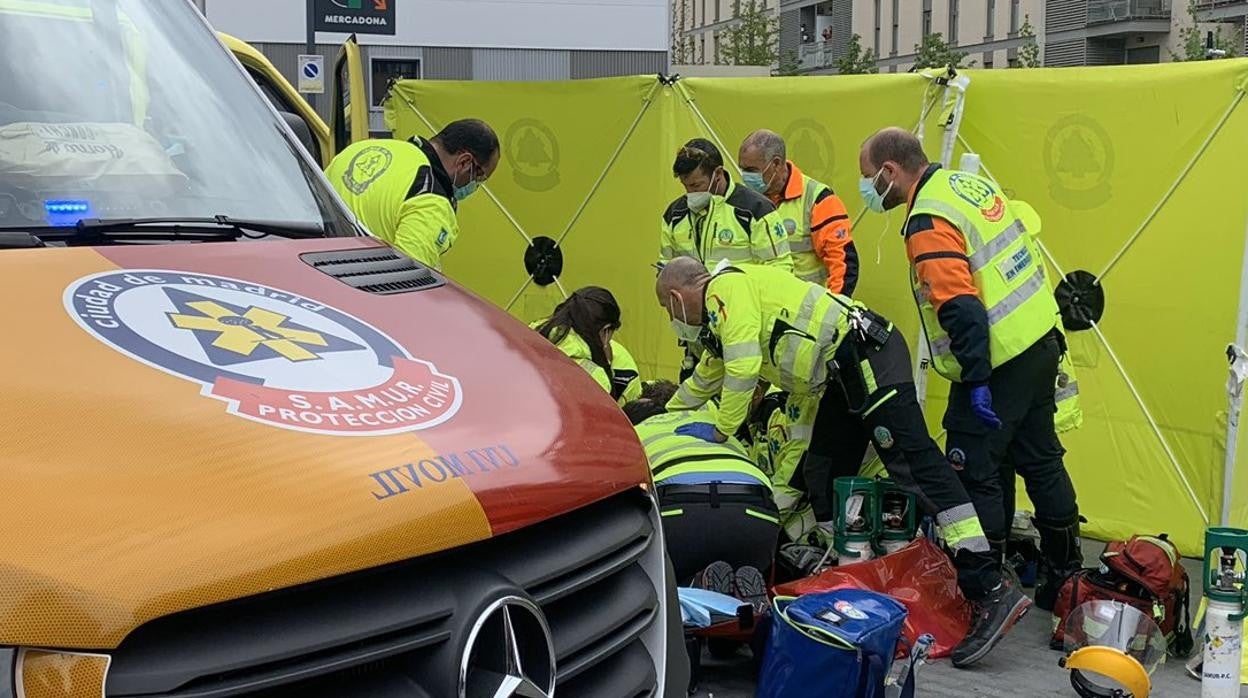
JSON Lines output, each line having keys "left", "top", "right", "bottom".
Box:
{"left": 970, "top": 385, "right": 1003, "bottom": 430}
{"left": 675, "top": 422, "right": 724, "bottom": 443}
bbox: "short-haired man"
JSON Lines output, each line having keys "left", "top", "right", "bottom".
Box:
{"left": 857, "top": 126, "right": 1081, "bottom": 615}
{"left": 739, "top": 129, "right": 858, "bottom": 294}
{"left": 327, "top": 118, "right": 500, "bottom": 269}
{"left": 659, "top": 137, "right": 792, "bottom": 274}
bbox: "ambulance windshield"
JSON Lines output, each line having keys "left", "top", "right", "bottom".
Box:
{"left": 0, "top": 0, "right": 351, "bottom": 236}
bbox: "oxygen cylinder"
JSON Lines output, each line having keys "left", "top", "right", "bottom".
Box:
{"left": 833, "top": 477, "right": 877, "bottom": 565}
{"left": 1201, "top": 527, "right": 1248, "bottom": 698}
{"left": 875, "top": 478, "right": 917, "bottom": 556}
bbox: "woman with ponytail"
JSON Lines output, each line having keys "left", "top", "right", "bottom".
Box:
{"left": 534, "top": 286, "right": 633, "bottom": 400}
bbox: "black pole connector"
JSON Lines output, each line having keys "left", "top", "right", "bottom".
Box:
{"left": 524, "top": 236, "right": 564, "bottom": 286}
{"left": 1054, "top": 270, "right": 1106, "bottom": 332}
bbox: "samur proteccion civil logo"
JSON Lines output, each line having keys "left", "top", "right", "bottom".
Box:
{"left": 64, "top": 270, "right": 462, "bottom": 436}
{"left": 948, "top": 173, "right": 1006, "bottom": 223}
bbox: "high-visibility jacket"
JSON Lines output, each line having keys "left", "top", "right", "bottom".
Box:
{"left": 770, "top": 161, "right": 858, "bottom": 294}
{"left": 610, "top": 340, "right": 642, "bottom": 405}
{"left": 907, "top": 168, "right": 1060, "bottom": 382}
{"left": 659, "top": 180, "right": 794, "bottom": 273}
{"left": 1055, "top": 331, "right": 1083, "bottom": 432}
{"left": 748, "top": 391, "right": 827, "bottom": 545}
{"left": 666, "top": 264, "right": 853, "bottom": 438}
{"left": 327, "top": 137, "right": 459, "bottom": 270}
{"left": 531, "top": 320, "right": 640, "bottom": 405}
{"left": 635, "top": 410, "right": 771, "bottom": 489}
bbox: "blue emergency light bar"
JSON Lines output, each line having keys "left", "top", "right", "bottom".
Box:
{"left": 44, "top": 199, "right": 94, "bottom": 226}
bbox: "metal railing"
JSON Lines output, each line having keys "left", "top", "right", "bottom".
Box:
{"left": 1087, "top": 0, "right": 1172, "bottom": 24}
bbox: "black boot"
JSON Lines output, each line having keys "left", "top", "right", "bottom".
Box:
{"left": 1034, "top": 519, "right": 1083, "bottom": 612}
{"left": 952, "top": 578, "right": 1032, "bottom": 668}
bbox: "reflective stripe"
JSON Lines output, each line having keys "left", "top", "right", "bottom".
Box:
{"left": 798, "top": 268, "right": 829, "bottom": 284}
{"left": 576, "top": 359, "right": 599, "bottom": 372}
{"left": 937, "top": 503, "right": 990, "bottom": 553}
{"left": 723, "top": 374, "right": 757, "bottom": 392}
{"left": 912, "top": 197, "right": 985, "bottom": 250}
{"left": 802, "top": 177, "right": 820, "bottom": 236}
{"left": 673, "top": 383, "right": 702, "bottom": 406}
{"left": 661, "top": 508, "right": 684, "bottom": 517}
{"left": 794, "top": 284, "right": 825, "bottom": 330}
{"left": 788, "top": 424, "right": 813, "bottom": 443}
{"left": 985, "top": 268, "right": 1046, "bottom": 323}
{"left": 745, "top": 508, "right": 780, "bottom": 525}
{"left": 723, "top": 342, "right": 761, "bottom": 361}
{"left": 691, "top": 370, "right": 722, "bottom": 392}
{"left": 930, "top": 269, "right": 1046, "bottom": 357}
{"left": 714, "top": 247, "right": 755, "bottom": 262}
{"left": 862, "top": 388, "right": 899, "bottom": 417}
{"left": 1055, "top": 381, "right": 1080, "bottom": 402}
{"left": 641, "top": 432, "right": 668, "bottom": 447}
{"left": 788, "top": 238, "right": 814, "bottom": 253}
{"left": 967, "top": 219, "right": 1027, "bottom": 272}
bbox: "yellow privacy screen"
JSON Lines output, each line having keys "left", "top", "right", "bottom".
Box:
{"left": 386, "top": 60, "right": 1248, "bottom": 554}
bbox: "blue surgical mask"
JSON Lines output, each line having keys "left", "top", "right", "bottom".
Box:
{"left": 858, "top": 169, "right": 894, "bottom": 213}
{"left": 742, "top": 161, "right": 779, "bottom": 194}
{"left": 453, "top": 157, "right": 480, "bottom": 201}
{"left": 454, "top": 179, "right": 479, "bottom": 201}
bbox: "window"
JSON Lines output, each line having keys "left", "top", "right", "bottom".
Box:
{"left": 1010, "top": 0, "right": 1020, "bottom": 34}
{"left": 922, "top": 0, "right": 932, "bottom": 37}
{"left": 715, "top": 0, "right": 721, "bottom": 22}
{"left": 948, "top": 0, "right": 959, "bottom": 44}
{"left": 985, "top": 0, "right": 995, "bottom": 39}
{"left": 700, "top": 34, "right": 706, "bottom": 63}
{"left": 701, "top": 0, "right": 706, "bottom": 25}
{"left": 369, "top": 57, "right": 420, "bottom": 108}
{"left": 873, "top": 0, "right": 881, "bottom": 54}
{"left": 891, "top": 0, "right": 899, "bottom": 56}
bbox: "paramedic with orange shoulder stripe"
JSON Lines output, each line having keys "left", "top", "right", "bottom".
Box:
{"left": 858, "top": 127, "right": 1081, "bottom": 613}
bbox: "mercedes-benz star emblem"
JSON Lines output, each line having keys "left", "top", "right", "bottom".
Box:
{"left": 459, "top": 595, "right": 556, "bottom": 698}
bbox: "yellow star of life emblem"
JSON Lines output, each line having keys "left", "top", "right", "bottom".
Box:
{"left": 168, "top": 300, "right": 329, "bottom": 361}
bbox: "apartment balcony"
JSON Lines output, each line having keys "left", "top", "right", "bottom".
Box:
{"left": 798, "top": 40, "right": 833, "bottom": 70}
{"left": 1194, "top": 0, "right": 1248, "bottom": 21}
{"left": 1086, "top": 0, "right": 1173, "bottom": 37}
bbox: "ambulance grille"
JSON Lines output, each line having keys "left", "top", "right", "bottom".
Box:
{"left": 105, "top": 490, "right": 662, "bottom": 698}
{"left": 301, "top": 246, "right": 445, "bottom": 294}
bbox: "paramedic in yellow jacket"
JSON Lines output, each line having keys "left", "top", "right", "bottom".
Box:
{"left": 532, "top": 287, "right": 640, "bottom": 405}
{"left": 659, "top": 138, "right": 793, "bottom": 273}
{"left": 327, "top": 119, "right": 500, "bottom": 270}
{"left": 657, "top": 256, "right": 1028, "bottom": 667}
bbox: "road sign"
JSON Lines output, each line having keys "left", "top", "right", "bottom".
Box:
{"left": 297, "top": 54, "right": 325, "bottom": 94}
{"left": 314, "top": 0, "right": 395, "bottom": 36}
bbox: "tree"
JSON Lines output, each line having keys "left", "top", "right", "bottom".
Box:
{"left": 718, "top": 0, "right": 780, "bottom": 67}
{"left": 1016, "top": 14, "right": 1041, "bottom": 68}
{"left": 670, "top": 0, "right": 694, "bottom": 65}
{"left": 1171, "top": 0, "right": 1239, "bottom": 61}
{"left": 835, "top": 33, "right": 878, "bottom": 74}
{"left": 910, "top": 32, "right": 974, "bottom": 70}
{"left": 776, "top": 50, "right": 802, "bottom": 76}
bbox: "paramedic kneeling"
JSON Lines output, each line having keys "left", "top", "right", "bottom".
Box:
{"left": 623, "top": 397, "right": 780, "bottom": 584}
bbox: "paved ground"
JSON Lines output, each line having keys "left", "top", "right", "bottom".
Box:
{"left": 691, "top": 548, "right": 1247, "bottom": 697}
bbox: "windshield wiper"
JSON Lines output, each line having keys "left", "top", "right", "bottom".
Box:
{"left": 41, "top": 216, "right": 324, "bottom": 242}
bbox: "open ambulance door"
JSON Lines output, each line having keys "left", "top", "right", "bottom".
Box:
{"left": 219, "top": 33, "right": 333, "bottom": 168}
{"left": 332, "top": 34, "right": 370, "bottom": 153}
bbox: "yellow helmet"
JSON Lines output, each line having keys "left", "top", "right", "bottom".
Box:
{"left": 1060, "top": 646, "right": 1151, "bottom": 697}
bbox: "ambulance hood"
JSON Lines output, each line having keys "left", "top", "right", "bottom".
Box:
{"left": 0, "top": 237, "right": 649, "bottom": 648}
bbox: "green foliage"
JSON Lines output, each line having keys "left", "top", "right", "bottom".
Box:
{"left": 835, "top": 33, "right": 878, "bottom": 74}
{"left": 1016, "top": 14, "right": 1041, "bottom": 68}
{"left": 1172, "top": 0, "right": 1239, "bottom": 61}
{"left": 776, "top": 50, "right": 802, "bottom": 76}
{"left": 911, "top": 32, "right": 974, "bottom": 70}
{"left": 718, "top": 0, "right": 780, "bottom": 66}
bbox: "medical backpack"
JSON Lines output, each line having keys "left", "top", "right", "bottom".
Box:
{"left": 1049, "top": 533, "right": 1193, "bottom": 657}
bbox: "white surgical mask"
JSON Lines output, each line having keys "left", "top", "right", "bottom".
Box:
{"left": 669, "top": 295, "right": 702, "bottom": 342}
{"left": 686, "top": 191, "right": 711, "bottom": 213}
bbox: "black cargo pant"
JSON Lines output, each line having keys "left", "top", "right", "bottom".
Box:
{"left": 803, "top": 329, "right": 1000, "bottom": 599}
{"left": 657, "top": 483, "right": 781, "bottom": 583}
{"left": 944, "top": 329, "right": 1080, "bottom": 564}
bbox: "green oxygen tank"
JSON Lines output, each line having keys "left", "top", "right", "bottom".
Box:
{"left": 1202, "top": 527, "right": 1248, "bottom": 697}
{"left": 833, "top": 476, "right": 878, "bottom": 564}
{"left": 875, "top": 478, "right": 918, "bottom": 555}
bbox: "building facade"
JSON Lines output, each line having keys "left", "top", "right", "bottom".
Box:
{"left": 672, "top": 0, "right": 780, "bottom": 66}
{"left": 203, "top": 0, "right": 668, "bottom": 130}
{"left": 771, "top": 0, "right": 1245, "bottom": 73}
